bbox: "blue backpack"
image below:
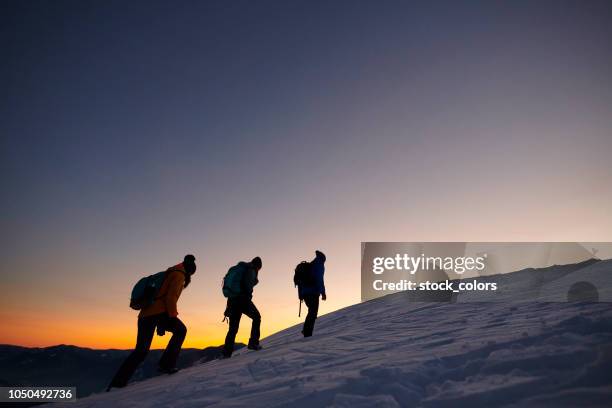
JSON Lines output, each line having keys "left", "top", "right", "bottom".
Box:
{"left": 130, "top": 271, "right": 167, "bottom": 310}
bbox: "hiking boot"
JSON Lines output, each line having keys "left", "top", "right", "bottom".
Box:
{"left": 158, "top": 366, "right": 180, "bottom": 375}
{"left": 247, "top": 344, "right": 263, "bottom": 351}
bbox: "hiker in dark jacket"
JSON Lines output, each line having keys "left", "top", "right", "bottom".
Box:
{"left": 298, "top": 250, "right": 327, "bottom": 337}
{"left": 107, "top": 255, "right": 197, "bottom": 390}
{"left": 222, "top": 256, "right": 262, "bottom": 358}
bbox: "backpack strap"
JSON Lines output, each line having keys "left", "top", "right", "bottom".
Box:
{"left": 153, "top": 269, "right": 172, "bottom": 300}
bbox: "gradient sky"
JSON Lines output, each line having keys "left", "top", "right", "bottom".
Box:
{"left": 1, "top": 0, "right": 611, "bottom": 349}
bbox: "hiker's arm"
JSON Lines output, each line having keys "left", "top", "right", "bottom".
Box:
{"left": 165, "top": 274, "right": 184, "bottom": 317}
{"left": 313, "top": 250, "right": 326, "bottom": 296}
{"left": 242, "top": 268, "right": 258, "bottom": 292}
{"left": 318, "top": 266, "right": 326, "bottom": 297}
{"left": 319, "top": 270, "right": 326, "bottom": 299}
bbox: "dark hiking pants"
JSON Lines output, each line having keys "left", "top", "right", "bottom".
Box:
{"left": 223, "top": 297, "right": 261, "bottom": 356}
{"left": 109, "top": 313, "right": 186, "bottom": 388}
{"left": 302, "top": 294, "right": 320, "bottom": 337}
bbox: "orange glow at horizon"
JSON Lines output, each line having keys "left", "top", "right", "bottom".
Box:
{"left": 0, "top": 261, "right": 355, "bottom": 350}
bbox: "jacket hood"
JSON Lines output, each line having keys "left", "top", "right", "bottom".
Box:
{"left": 167, "top": 263, "right": 186, "bottom": 274}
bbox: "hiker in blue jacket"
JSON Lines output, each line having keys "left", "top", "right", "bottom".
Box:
{"left": 298, "top": 250, "right": 327, "bottom": 337}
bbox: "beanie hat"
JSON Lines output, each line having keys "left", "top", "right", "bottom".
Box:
{"left": 251, "top": 256, "right": 262, "bottom": 270}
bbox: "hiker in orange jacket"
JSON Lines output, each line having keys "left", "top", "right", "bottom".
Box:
{"left": 108, "top": 255, "right": 197, "bottom": 390}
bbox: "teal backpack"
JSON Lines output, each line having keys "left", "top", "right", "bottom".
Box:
{"left": 130, "top": 271, "right": 167, "bottom": 310}
{"left": 222, "top": 263, "right": 244, "bottom": 298}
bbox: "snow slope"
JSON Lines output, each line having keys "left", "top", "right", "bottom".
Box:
{"left": 63, "top": 260, "right": 612, "bottom": 407}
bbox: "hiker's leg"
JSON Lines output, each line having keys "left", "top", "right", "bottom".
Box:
{"left": 242, "top": 299, "right": 261, "bottom": 346}
{"left": 223, "top": 300, "right": 243, "bottom": 356}
{"left": 159, "top": 317, "right": 187, "bottom": 370}
{"left": 109, "top": 315, "right": 156, "bottom": 387}
{"left": 303, "top": 295, "right": 319, "bottom": 337}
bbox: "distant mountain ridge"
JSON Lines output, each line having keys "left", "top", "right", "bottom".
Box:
{"left": 0, "top": 343, "right": 244, "bottom": 399}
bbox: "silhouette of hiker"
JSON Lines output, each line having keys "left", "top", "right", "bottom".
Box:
{"left": 107, "top": 255, "right": 197, "bottom": 390}
{"left": 296, "top": 250, "right": 326, "bottom": 337}
{"left": 222, "top": 257, "right": 262, "bottom": 358}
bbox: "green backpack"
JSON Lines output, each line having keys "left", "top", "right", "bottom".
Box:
{"left": 222, "top": 263, "right": 244, "bottom": 298}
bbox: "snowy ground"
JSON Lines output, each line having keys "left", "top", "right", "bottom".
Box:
{"left": 63, "top": 261, "right": 612, "bottom": 407}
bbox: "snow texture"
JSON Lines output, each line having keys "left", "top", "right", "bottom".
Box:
{"left": 63, "top": 260, "right": 612, "bottom": 407}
